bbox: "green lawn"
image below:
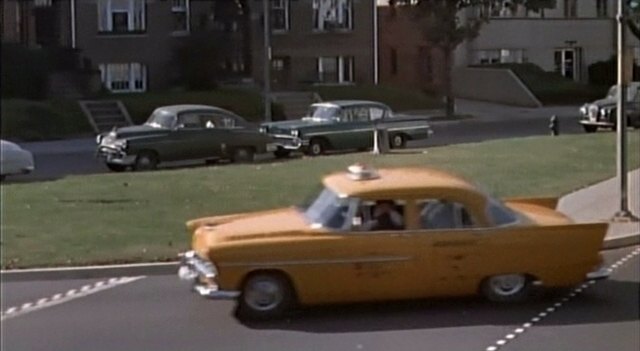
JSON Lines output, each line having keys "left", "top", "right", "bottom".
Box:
{"left": 1, "top": 133, "right": 638, "bottom": 269}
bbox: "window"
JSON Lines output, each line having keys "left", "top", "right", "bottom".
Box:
{"left": 313, "top": 0, "right": 353, "bottom": 31}
{"left": 342, "top": 107, "right": 370, "bottom": 122}
{"left": 271, "top": 0, "right": 289, "bottom": 32}
{"left": 596, "top": 0, "right": 608, "bottom": 17}
{"left": 272, "top": 57, "right": 289, "bottom": 71}
{"left": 419, "top": 199, "right": 475, "bottom": 230}
{"left": 475, "top": 49, "right": 525, "bottom": 65}
{"left": 172, "top": 0, "right": 189, "bottom": 33}
{"left": 370, "top": 107, "right": 385, "bottom": 120}
{"left": 358, "top": 200, "right": 405, "bottom": 231}
{"left": 317, "top": 56, "right": 354, "bottom": 84}
{"left": 177, "top": 112, "right": 202, "bottom": 129}
{"left": 98, "top": 0, "right": 146, "bottom": 33}
{"left": 564, "top": 0, "right": 577, "bottom": 18}
{"left": 99, "top": 63, "right": 147, "bottom": 93}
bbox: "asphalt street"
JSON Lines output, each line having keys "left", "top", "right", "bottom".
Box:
{"left": 1, "top": 247, "right": 638, "bottom": 351}
{"left": 5, "top": 115, "right": 585, "bottom": 183}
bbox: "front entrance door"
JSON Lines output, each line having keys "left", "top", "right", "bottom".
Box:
{"left": 554, "top": 48, "right": 581, "bottom": 81}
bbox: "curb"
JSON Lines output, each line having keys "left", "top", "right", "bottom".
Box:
{"left": 1, "top": 233, "right": 638, "bottom": 282}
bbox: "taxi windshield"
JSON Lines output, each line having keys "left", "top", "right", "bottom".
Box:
{"left": 145, "top": 110, "right": 176, "bottom": 129}
{"left": 303, "top": 187, "right": 350, "bottom": 229}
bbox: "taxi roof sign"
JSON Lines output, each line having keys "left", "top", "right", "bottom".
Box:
{"left": 347, "top": 163, "right": 380, "bottom": 181}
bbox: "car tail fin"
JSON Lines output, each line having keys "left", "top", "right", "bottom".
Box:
{"left": 504, "top": 197, "right": 559, "bottom": 210}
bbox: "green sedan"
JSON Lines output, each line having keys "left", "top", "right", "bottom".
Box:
{"left": 261, "top": 100, "right": 433, "bottom": 157}
{"left": 96, "top": 105, "right": 276, "bottom": 171}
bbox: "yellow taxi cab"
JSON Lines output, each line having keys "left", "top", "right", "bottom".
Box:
{"left": 178, "top": 164, "right": 609, "bottom": 319}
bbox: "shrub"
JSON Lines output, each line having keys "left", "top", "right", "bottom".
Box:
{"left": 1, "top": 44, "right": 49, "bottom": 99}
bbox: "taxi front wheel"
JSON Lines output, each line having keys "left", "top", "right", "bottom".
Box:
{"left": 481, "top": 273, "right": 531, "bottom": 303}
{"left": 236, "top": 272, "right": 296, "bottom": 320}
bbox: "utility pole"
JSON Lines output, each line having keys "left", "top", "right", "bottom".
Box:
{"left": 263, "top": 0, "right": 272, "bottom": 122}
{"left": 613, "top": 0, "right": 638, "bottom": 221}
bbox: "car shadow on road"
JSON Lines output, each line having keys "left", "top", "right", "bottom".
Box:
{"left": 241, "top": 280, "right": 639, "bottom": 333}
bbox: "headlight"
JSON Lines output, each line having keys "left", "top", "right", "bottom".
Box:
{"left": 600, "top": 109, "right": 608, "bottom": 116}
{"left": 113, "top": 139, "right": 127, "bottom": 149}
{"left": 96, "top": 134, "right": 103, "bottom": 144}
{"left": 579, "top": 106, "right": 587, "bottom": 115}
{"left": 259, "top": 127, "right": 267, "bottom": 134}
{"left": 291, "top": 130, "right": 299, "bottom": 137}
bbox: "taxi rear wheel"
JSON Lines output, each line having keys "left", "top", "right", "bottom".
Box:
{"left": 481, "top": 274, "right": 531, "bottom": 302}
{"left": 237, "top": 272, "right": 295, "bottom": 320}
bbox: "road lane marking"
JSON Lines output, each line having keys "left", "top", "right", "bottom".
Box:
{"left": 1, "top": 276, "right": 146, "bottom": 321}
{"left": 481, "top": 246, "right": 639, "bottom": 351}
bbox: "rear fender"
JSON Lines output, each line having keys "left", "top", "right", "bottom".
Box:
{"left": 504, "top": 197, "right": 559, "bottom": 210}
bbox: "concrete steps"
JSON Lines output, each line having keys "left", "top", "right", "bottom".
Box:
{"left": 79, "top": 100, "right": 133, "bottom": 133}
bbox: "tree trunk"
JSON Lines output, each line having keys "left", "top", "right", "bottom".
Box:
{"left": 443, "top": 46, "right": 455, "bottom": 117}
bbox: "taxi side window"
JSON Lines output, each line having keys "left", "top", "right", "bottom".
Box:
{"left": 419, "top": 199, "right": 474, "bottom": 230}
{"left": 356, "top": 199, "right": 405, "bottom": 231}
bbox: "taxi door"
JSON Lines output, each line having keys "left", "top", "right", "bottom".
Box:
{"left": 342, "top": 198, "right": 427, "bottom": 302}
{"left": 411, "top": 199, "right": 489, "bottom": 298}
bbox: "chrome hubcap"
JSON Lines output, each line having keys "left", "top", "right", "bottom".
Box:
{"left": 312, "top": 144, "right": 321, "bottom": 154}
{"left": 393, "top": 136, "right": 403, "bottom": 147}
{"left": 489, "top": 274, "right": 526, "bottom": 296}
{"left": 244, "top": 278, "right": 283, "bottom": 311}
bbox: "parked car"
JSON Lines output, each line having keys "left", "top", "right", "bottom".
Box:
{"left": 260, "top": 100, "right": 433, "bottom": 157}
{"left": 0, "top": 140, "right": 35, "bottom": 180}
{"left": 579, "top": 82, "right": 640, "bottom": 133}
{"left": 178, "top": 164, "right": 609, "bottom": 320}
{"left": 96, "top": 105, "right": 277, "bottom": 171}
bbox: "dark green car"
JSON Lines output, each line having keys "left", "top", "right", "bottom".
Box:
{"left": 261, "top": 100, "right": 433, "bottom": 157}
{"left": 96, "top": 105, "right": 276, "bottom": 171}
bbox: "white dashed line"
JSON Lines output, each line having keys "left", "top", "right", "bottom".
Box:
{"left": 482, "top": 246, "right": 639, "bottom": 351}
{"left": 1, "top": 276, "right": 146, "bottom": 321}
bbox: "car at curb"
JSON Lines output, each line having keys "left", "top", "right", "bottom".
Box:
{"left": 1, "top": 140, "right": 35, "bottom": 180}
{"left": 579, "top": 82, "right": 640, "bottom": 133}
{"left": 260, "top": 100, "right": 433, "bottom": 158}
{"left": 178, "top": 164, "right": 609, "bottom": 320}
{"left": 96, "top": 105, "right": 277, "bottom": 172}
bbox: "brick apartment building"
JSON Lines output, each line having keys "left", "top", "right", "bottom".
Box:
{"left": 250, "top": 0, "right": 377, "bottom": 90}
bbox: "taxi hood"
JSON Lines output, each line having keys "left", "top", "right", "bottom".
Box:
{"left": 187, "top": 207, "right": 312, "bottom": 245}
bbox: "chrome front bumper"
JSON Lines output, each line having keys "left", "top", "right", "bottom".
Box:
{"left": 96, "top": 146, "right": 137, "bottom": 165}
{"left": 269, "top": 134, "right": 308, "bottom": 150}
{"left": 177, "top": 251, "right": 240, "bottom": 299}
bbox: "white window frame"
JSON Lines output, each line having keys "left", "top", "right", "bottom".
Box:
{"left": 99, "top": 63, "right": 147, "bottom": 93}
{"left": 171, "top": 0, "right": 190, "bottom": 34}
{"left": 474, "top": 48, "right": 525, "bottom": 65}
{"left": 271, "top": 0, "right": 290, "bottom": 32}
{"left": 317, "top": 56, "right": 354, "bottom": 84}
{"left": 97, "top": 0, "right": 146, "bottom": 33}
{"left": 313, "top": 0, "right": 353, "bottom": 31}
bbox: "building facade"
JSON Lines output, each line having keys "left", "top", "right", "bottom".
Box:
{"left": 459, "top": 0, "right": 639, "bottom": 82}
{"left": 72, "top": 0, "right": 250, "bottom": 92}
{"left": 249, "top": 0, "right": 377, "bottom": 90}
{"left": 378, "top": 0, "right": 640, "bottom": 89}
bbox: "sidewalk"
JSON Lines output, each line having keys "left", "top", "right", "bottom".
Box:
{"left": 559, "top": 169, "right": 640, "bottom": 249}
{"left": 401, "top": 98, "right": 579, "bottom": 123}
